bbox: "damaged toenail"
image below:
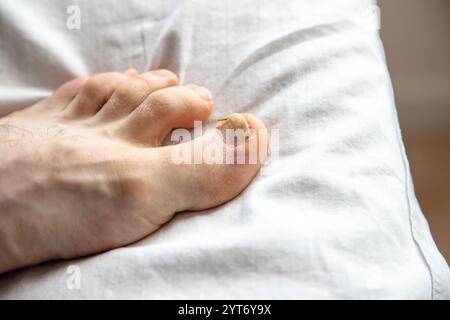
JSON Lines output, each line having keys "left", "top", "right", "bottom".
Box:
{"left": 151, "top": 69, "right": 174, "bottom": 78}
{"left": 189, "top": 85, "right": 213, "bottom": 101}
{"left": 216, "top": 113, "right": 252, "bottom": 146}
{"left": 217, "top": 113, "right": 249, "bottom": 131}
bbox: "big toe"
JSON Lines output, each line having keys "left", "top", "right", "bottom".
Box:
{"left": 161, "top": 113, "right": 269, "bottom": 211}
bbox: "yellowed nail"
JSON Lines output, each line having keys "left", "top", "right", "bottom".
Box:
{"left": 216, "top": 113, "right": 251, "bottom": 146}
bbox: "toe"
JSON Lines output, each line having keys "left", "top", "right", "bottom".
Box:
{"left": 115, "top": 84, "right": 213, "bottom": 146}
{"left": 51, "top": 77, "right": 89, "bottom": 106}
{"left": 139, "top": 69, "right": 178, "bottom": 87}
{"left": 123, "top": 68, "right": 139, "bottom": 77}
{"left": 160, "top": 113, "right": 269, "bottom": 211}
{"left": 63, "top": 72, "right": 129, "bottom": 118}
{"left": 30, "top": 77, "right": 88, "bottom": 113}
{"left": 94, "top": 69, "right": 178, "bottom": 122}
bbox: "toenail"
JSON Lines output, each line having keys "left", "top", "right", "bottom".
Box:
{"left": 217, "top": 113, "right": 249, "bottom": 131}
{"left": 216, "top": 113, "right": 251, "bottom": 146}
{"left": 189, "top": 85, "right": 213, "bottom": 101}
{"left": 151, "top": 69, "right": 175, "bottom": 78}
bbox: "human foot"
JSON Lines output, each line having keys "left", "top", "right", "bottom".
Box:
{"left": 0, "top": 69, "right": 268, "bottom": 273}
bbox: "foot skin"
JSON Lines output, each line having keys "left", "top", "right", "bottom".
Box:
{"left": 0, "top": 69, "right": 268, "bottom": 273}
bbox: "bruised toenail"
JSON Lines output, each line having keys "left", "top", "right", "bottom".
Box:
{"left": 189, "top": 85, "right": 213, "bottom": 101}
{"left": 151, "top": 69, "right": 175, "bottom": 78}
{"left": 216, "top": 113, "right": 251, "bottom": 146}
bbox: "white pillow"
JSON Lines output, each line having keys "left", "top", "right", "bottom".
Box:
{"left": 0, "top": 0, "right": 448, "bottom": 299}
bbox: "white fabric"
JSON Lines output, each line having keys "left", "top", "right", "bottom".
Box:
{"left": 0, "top": 0, "right": 448, "bottom": 299}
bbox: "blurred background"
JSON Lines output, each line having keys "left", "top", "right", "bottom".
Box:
{"left": 379, "top": 0, "right": 450, "bottom": 263}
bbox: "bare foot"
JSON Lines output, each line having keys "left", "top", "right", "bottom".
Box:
{"left": 0, "top": 69, "right": 268, "bottom": 273}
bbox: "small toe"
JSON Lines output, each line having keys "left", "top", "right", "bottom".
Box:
{"left": 30, "top": 77, "right": 88, "bottom": 113}
{"left": 123, "top": 68, "right": 139, "bottom": 77}
{"left": 93, "top": 69, "right": 178, "bottom": 122}
{"left": 63, "top": 72, "right": 129, "bottom": 118}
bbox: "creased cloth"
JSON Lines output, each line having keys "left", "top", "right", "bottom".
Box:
{"left": 0, "top": 0, "right": 448, "bottom": 299}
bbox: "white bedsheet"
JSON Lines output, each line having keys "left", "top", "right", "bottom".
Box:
{"left": 0, "top": 0, "right": 448, "bottom": 299}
